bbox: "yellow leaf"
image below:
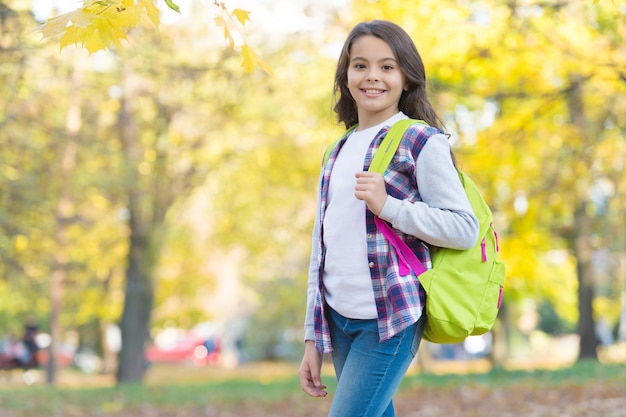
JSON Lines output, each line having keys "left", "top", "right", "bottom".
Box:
{"left": 226, "top": 30, "right": 235, "bottom": 49}
{"left": 241, "top": 44, "right": 258, "bottom": 73}
{"left": 114, "top": 3, "right": 142, "bottom": 29}
{"left": 38, "top": 10, "right": 93, "bottom": 38}
{"left": 232, "top": 9, "right": 251, "bottom": 26}
{"left": 84, "top": 28, "right": 106, "bottom": 53}
{"left": 215, "top": 16, "right": 235, "bottom": 50}
{"left": 59, "top": 25, "right": 83, "bottom": 48}
{"left": 258, "top": 59, "right": 274, "bottom": 77}
{"left": 96, "top": 15, "right": 127, "bottom": 49}
{"left": 140, "top": 0, "right": 161, "bottom": 27}
{"left": 71, "top": 10, "right": 97, "bottom": 28}
{"left": 241, "top": 44, "right": 273, "bottom": 76}
{"left": 39, "top": 13, "right": 74, "bottom": 38}
{"left": 240, "top": 44, "right": 273, "bottom": 75}
{"left": 93, "top": 18, "right": 114, "bottom": 48}
{"left": 214, "top": 15, "right": 226, "bottom": 27}
{"left": 83, "top": 0, "right": 114, "bottom": 15}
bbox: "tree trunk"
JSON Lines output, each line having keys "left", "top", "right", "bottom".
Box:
{"left": 113, "top": 52, "right": 195, "bottom": 383}
{"left": 566, "top": 75, "right": 598, "bottom": 361}
{"left": 47, "top": 254, "right": 64, "bottom": 384}
{"left": 115, "top": 211, "right": 154, "bottom": 382}
{"left": 574, "top": 202, "right": 598, "bottom": 359}
{"left": 115, "top": 62, "right": 156, "bottom": 383}
{"left": 491, "top": 303, "right": 508, "bottom": 368}
{"left": 619, "top": 254, "right": 626, "bottom": 342}
{"left": 48, "top": 54, "right": 82, "bottom": 384}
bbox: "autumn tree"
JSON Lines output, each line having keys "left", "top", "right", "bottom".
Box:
{"left": 351, "top": 0, "right": 626, "bottom": 361}
{"left": 38, "top": 0, "right": 271, "bottom": 74}
{"left": 0, "top": 1, "right": 132, "bottom": 383}
{"left": 7, "top": 0, "right": 624, "bottom": 383}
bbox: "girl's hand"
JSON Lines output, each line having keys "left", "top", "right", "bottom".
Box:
{"left": 355, "top": 171, "right": 388, "bottom": 216}
{"left": 299, "top": 340, "right": 327, "bottom": 397}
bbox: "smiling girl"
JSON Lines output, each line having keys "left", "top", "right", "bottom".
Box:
{"left": 298, "top": 20, "right": 479, "bottom": 416}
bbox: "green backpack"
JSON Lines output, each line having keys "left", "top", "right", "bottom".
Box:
{"left": 325, "top": 118, "right": 506, "bottom": 344}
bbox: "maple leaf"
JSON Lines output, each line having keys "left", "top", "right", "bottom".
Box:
{"left": 241, "top": 44, "right": 257, "bottom": 73}
{"left": 38, "top": 11, "right": 84, "bottom": 39}
{"left": 214, "top": 15, "right": 235, "bottom": 49}
{"left": 59, "top": 25, "right": 84, "bottom": 50}
{"left": 241, "top": 44, "right": 273, "bottom": 76}
{"left": 83, "top": 28, "right": 107, "bottom": 53}
{"left": 232, "top": 9, "right": 251, "bottom": 26}
{"left": 37, "top": 0, "right": 270, "bottom": 76}
{"left": 141, "top": 0, "right": 161, "bottom": 27}
{"left": 115, "top": 4, "right": 142, "bottom": 30}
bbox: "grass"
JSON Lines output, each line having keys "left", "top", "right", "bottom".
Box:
{"left": 0, "top": 362, "right": 310, "bottom": 414}
{"left": 0, "top": 360, "right": 624, "bottom": 415}
{"left": 403, "top": 359, "right": 626, "bottom": 390}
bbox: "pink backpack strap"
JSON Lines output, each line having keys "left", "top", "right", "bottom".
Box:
{"left": 374, "top": 216, "right": 427, "bottom": 277}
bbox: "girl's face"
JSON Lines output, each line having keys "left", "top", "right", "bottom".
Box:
{"left": 347, "top": 35, "right": 407, "bottom": 129}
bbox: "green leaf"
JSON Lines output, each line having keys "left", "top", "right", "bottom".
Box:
{"left": 164, "top": 0, "right": 181, "bottom": 13}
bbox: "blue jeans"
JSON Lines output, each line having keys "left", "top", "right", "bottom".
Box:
{"left": 327, "top": 307, "right": 425, "bottom": 417}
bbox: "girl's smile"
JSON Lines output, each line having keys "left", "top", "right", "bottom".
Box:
{"left": 361, "top": 88, "right": 387, "bottom": 96}
{"left": 347, "top": 35, "right": 407, "bottom": 130}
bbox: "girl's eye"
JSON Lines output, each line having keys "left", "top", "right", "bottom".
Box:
{"left": 354, "top": 64, "right": 366, "bottom": 69}
{"left": 382, "top": 65, "right": 394, "bottom": 71}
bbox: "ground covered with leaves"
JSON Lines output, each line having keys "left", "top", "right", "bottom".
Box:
{"left": 1, "top": 360, "right": 625, "bottom": 417}
{"left": 175, "top": 382, "right": 626, "bottom": 417}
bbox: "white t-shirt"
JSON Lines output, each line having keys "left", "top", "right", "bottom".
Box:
{"left": 323, "top": 113, "right": 406, "bottom": 319}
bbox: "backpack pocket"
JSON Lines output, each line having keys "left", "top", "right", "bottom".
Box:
{"left": 472, "top": 259, "right": 505, "bottom": 336}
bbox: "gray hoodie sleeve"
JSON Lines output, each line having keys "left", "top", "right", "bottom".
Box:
{"left": 378, "top": 133, "right": 479, "bottom": 250}
{"left": 304, "top": 174, "right": 322, "bottom": 342}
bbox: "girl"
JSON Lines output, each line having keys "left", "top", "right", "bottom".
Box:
{"left": 299, "top": 20, "right": 479, "bottom": 416}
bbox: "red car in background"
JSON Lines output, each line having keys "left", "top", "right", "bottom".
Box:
{"left": 145, "top": 334, "right": 220, "bottom": 366}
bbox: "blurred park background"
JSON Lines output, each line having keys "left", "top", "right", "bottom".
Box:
{"left": 1, "top": 0, "right": 625, "bottom": 407}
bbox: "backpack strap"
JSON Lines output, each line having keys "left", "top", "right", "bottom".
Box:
{"left": 369, "top": 118, "right": 429, "bottom": 277}
{"left": 374, "top": 216, "right": 427, "bottom": 276}
{"left": 322, "top": 125, "right": 358, "bottom": 167}
{"left": 323, "top": 118, "right": 427, "bottom": 168}
{"left": 369, "top": 119, "right": 428, "bottom": 172}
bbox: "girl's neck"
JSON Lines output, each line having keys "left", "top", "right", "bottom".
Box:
{"left": 357, "top": 108, "right": 401, "bottom": 131}
{"left": 356, "top": 110, "right": 402, "bottom": 131}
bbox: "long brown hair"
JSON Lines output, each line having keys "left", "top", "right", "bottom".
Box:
{"left": 333, "top": 20, "right": 444, "bottom": 130}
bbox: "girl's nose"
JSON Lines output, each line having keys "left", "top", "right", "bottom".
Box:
{"left": 366, "top": 72, "right": 379, "bottom": 82}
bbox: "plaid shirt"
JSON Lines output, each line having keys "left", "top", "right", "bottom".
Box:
{"left": 313, "top": 123, "right": 435, "bottom": 353}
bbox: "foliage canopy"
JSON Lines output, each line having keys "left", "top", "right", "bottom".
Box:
{"left": 37, "top": 0, "right": 272, "bottom": 75}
